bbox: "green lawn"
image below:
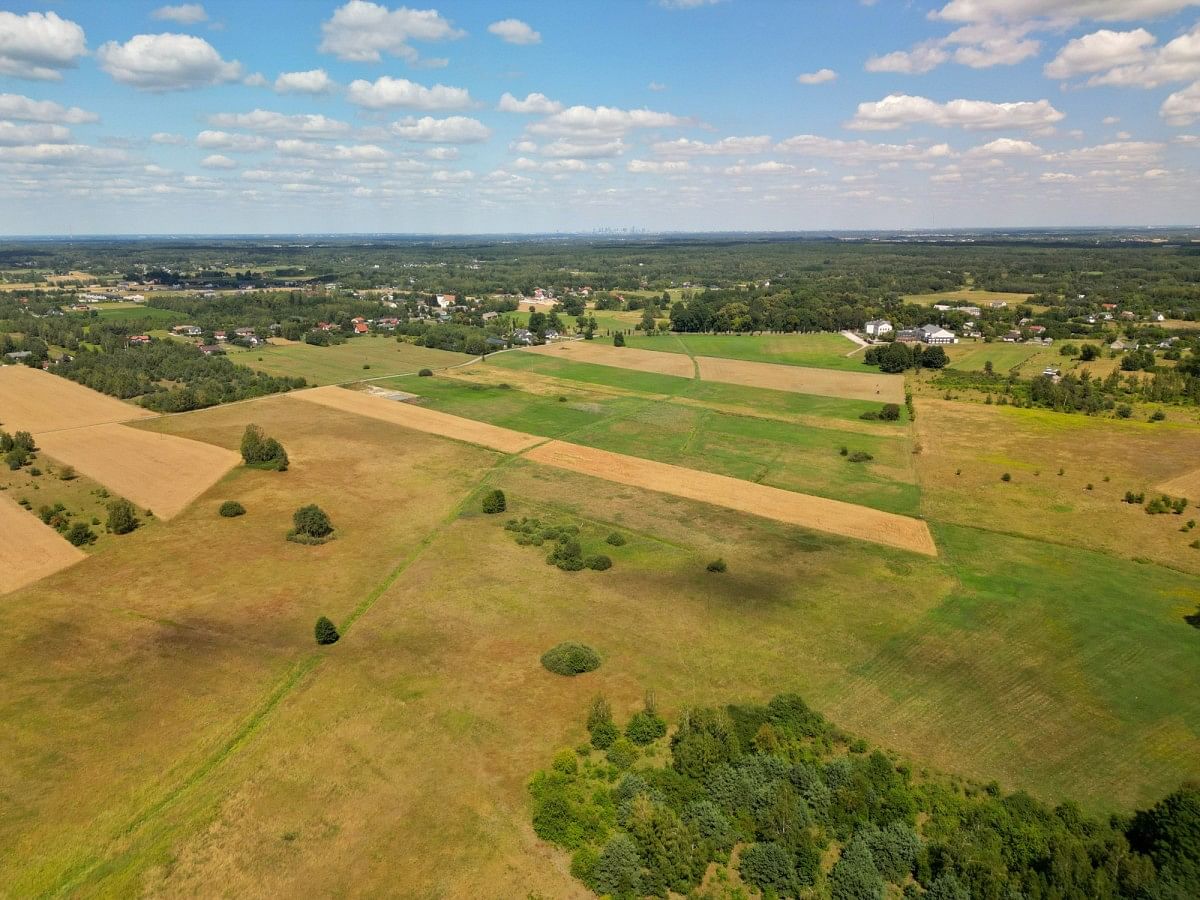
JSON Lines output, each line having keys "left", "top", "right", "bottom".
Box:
{"left": 947, "top": 342, "right": 1047, "bottom": 373}
{"left": 241, "top": 336, "right": 470, "bottom": 385}
{"left": 90, "top": 305, "right": 180, "bottom": 324}
{"left": 622, "top": 331, "right": 866, "bottom": 370}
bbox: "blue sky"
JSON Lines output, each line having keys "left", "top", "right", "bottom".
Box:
{"left": 1, "top": 0, "right": 1199, "bottom": 233}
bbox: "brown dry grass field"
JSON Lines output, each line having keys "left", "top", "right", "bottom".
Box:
{"left": 292, "top": 385, "right": 545, "bottom": 453}
{"left": 523, "top": 340, "right": 905, "bottom": 402}
{"left": 913, "top": 398, "right": 1200, "bottom": 573}
{"left": 37, "top": 422, "right": 241, "bottom": 520}
{"left": 1157, "top": 466, "right": 1200, "bottom": 500}
{"left": 0, "top": 493, "right": 86, "bottom": 593}
{"left": 525, "top": 440, "right": 937, "bottom": 555}
{"left": 0, "top": 365, "right": 154, "bottom": 432}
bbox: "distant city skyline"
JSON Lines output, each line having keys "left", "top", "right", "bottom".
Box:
{"left": 1, "top": 0, "right": 1200, "bottom": 234}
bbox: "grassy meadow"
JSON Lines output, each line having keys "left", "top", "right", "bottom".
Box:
{"left": 241, "top": 335, "right": 470, "bottom": 385}
{"left": 3, "top": 399, "right": 1197, "bottom": 896}
{"left": 620, "top": 330, "right": 866, "bottom": 370}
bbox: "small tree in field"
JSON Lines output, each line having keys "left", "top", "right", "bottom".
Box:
{"left": 314, "top": 616, "right": 340, "bottom": 645}
{"left": 240, "top": 424, "right": 289, "bottom": 471}
{"left": 613, "top": 332, "right": 625, "bottom": 347}
{"left": 289, "top": 504, "right": 334, "bottom": 544}
{"left": 106, "top": 499, "right": 138, "bottom": 535}
{"left": 482, "top": 489, "right": 506, "bottom": 514}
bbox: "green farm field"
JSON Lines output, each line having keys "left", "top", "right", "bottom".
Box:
{"left": 241, "top": 335, "right": 470, "bottom": 385}
{"left": 2, "top": 393, "right": 1198, "bottom": 897}
{"left": 945, "top": 339, "right": 1121, "bottom": 378}
{"left": 621, "top": 330, "right": 866, "bottom": 370}
{"left": 378, "top": 367, "right": 919, "bottom": 515}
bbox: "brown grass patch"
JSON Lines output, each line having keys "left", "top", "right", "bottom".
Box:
{"left": 36, "top": 423, "right": 240, "bottom": 520}
{"left": 523, "top": 340, "right": 696, "bottom": 377}
{"left": 0, "top": 366, "right": 154, "bottom": 433}
{"left": 0, "top": 494, "right": 86, "bottom": 594}
{"left": 524, "top": 440, "right": 937, "bottom": 556}
{"left": 291, "top": 385, "right": 546, "bottom": 454}
{"left": 696, "top": 356, "right": 904, "bottom": 403}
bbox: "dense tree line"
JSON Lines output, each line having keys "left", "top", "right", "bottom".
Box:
{"left": 531, "top": 693, "right": 1200, "bottom": 899}
{"left": 56, "top": 341, "right": 304, "bottom": 412}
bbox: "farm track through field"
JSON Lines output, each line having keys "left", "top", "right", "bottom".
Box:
{"left": 47, "top": 459, "right": 510, "bottom": 897}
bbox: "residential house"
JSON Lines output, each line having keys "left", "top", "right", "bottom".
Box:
{"left": 1001, "top": 330, "right": 1023, "bottom": 342}
{"left": 5, "top": 350, "right": 32, "bottom": 360}
{"left": 353, "top": 322, "right": 369, "bottom": 334}
{"left": 481, "top": 311, "right": 499, "bottom": 322}
{"left": 198, "top": 344, "right": 223, "bottom": 356}
{"left": 864, "top": 319, "right": 893, "bottom": 338}
{"left": 895, "top": 328, "right": 922, "bottom": 343}
{"left": 989, "top": 300, "right": 1008, "bottom": 309}
{"left": 213, "top": 331, "right": 228, "bottom": 342}
{"left": 511, "top": 328, "right": 534, "bottom": 345}
{"left": 128, "top": 335, "right": 151, "bottom": 345}
{"left": 434, "top": 294, "right": 456, "bottom": 308}
{"left": 172, "top": 324, "right": 202, "bottom": 337}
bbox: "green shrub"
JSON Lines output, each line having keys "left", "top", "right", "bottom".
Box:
{"left": 613, "top": 333, "right": 625, "bottom": 347}
{"left": 219, "top": 500, "right": 246, "bottom": 518}
{"left": 106, "top": 499, "right": 138, "bottom": 535}
{"left": 593, "top": 833, "right": 641, "bottom": 896}
{"left": 541, "top": 642, "right": 601, "bottom": 676}
{"left": 59, "top": 465, "right": 77, "bottom": 481}
{"left": 418, "top": 368, "right": 433, "bottom": 376}
{"left": 65, "top": 521, "right": 96, "bottom": 546}
{"left": 879, "top": 403, "right": 901, "bottom": 421}
{"left": 1001, "top": 472, "right": 1012, "bottom": 482}
{"left": 847, "top": 450, "right": 873, "bottom": 463}
{"left": 740, "top": 842, "right": 800, "bottom": 898}
{"left": 706, "top": 558, "right": 727, "bottom": 573}
{"left": 626, "top": 709, "right": 667, "bottom": 745}
{"left": 288, "top": 504, "right": 334, "bottom": 544}
{"left": 606, "top": 737, "right": 636, "bottom": 769}
{"left": 314, "top": 616, "right": 340, "bottom": 645}
{"left": 585, "top": 554, "right": 612, "bottom": 571}
{"left": 590, "top": 719, "right": 619, "bottom": 750}
{"left": 605, "top": 531, "right": 626, "bottom": 546}
{"left": 481, "top": 488, "right": 507, "bottom": 514}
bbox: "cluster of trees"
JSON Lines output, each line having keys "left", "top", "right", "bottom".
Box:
{"left": 56, "top": 341, "right": 305, "bottom": 412}
{"left": 864, "top": 342, "right": 949, "bottom": 373}
{"left": 240, "top": 424, "right": 289, "bottom": 471}
{"left": 503, "top": 517, "right": 614, "bottom": 572}
{"left": 531, "top": 693, "right": 1200, "bottom": 899}
{"left": 1, "top": 429, "right": 36, "bottom": 469}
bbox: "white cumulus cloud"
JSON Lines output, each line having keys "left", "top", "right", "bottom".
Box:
{"left": 207, "top": 110, "right": 351, "bottom": 137}
{"left": 967, "top": 137, "right": 1042, "bottom": 155}
{"left": 319, "top": 0, "right": 464, "bottom": 63}
{"left": 0, "top": 93, "right": 97, "bottom": 124}
{"left": 1044, "top": 28, "right": 1156, "bottom": 79}
{"left": 0, "top": 122, "right": 71, "bottom": 146}
{"left": 391, "top": 115, "right": 491, "bottom": 143}
{"left": 497, "top": 92, "right": 563, "bottom": 114}
{"left": 275, "top": 139, "right": 392, "bottom": 162}
{"left": 274, "top": 69, "right": 335, "bottom": 94}
{"left": 196, "top": 130, "right": 270, "bottom": 151}
{"left": 651, "top": 136, "right": 772, "bottom": 157}
{"left": 200, "top": 153, "right": 236, "bottom": 169}
{"left": 796, "top": 68, "right": 837, "bottom": 84}
{"left": 1162, "top": 80, "right": 1200, "bottom": 124}
{"left": 628, "top": 159, "right": 690, "bottom": 173}
{"left": 528, "top": 104, "right": 690, "bottom": 137}
{"left": 488, "top": 18, "right": 541, "bottom": 45}
{"left": 347, "top": 76, "right": 473, "bottom": 109}
{"left": 0, "top": 10, "right": 88, "bottom": 81}
{"left": 847, "top": 94, "right": 1064, "bottom": 131}
{"left": 97, "top": 33, "right": 242, "bottom": 91}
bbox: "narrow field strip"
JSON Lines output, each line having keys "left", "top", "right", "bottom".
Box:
{"left": 0, "top": 494, "right": 86, "bottom": 594}
{"left": 1156, "top": 465, "right": 1200, "bottom": 499}
{"left": 295, "top": 386, "right": 936, "bottom": 556}
{"left": 520, "top": 340, "right": 904, "bottom": 403}
{"left": 36, "top": 423, "right": 241, "bottom": 520}
{"left": 524, "top": 441, "right": 937, "bottom": 556}
{"left": 0, "top": 365, "right": 155, "bottom": 433}
{"left": 292, "top": 385, "right": 546, "bottom": 453}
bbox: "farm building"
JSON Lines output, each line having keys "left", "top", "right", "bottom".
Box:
{"left": 864, "top": 319, "right": 893, "bottom": 338}
{"left": 919, "top": 324, "right": 957, "bottom": 345}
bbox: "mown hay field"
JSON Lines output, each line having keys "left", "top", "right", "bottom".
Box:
{"left": 0, "top": 364, "right": 154, "bottom": 432}
{"left": 242, "top": 336, "right": 469, "bottom": 386}
{"left": 0, "top": 493, "right": 85, "bottom": 593}
{"left": 38, "top": 422, "right": 241, "bottom": 520}
{"left": 902, "top": 289, "right": 1033, "bottom": 306}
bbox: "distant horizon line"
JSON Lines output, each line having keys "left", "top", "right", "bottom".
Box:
{"left": 2, "top": 226, "right": 1200, "bottom": 241}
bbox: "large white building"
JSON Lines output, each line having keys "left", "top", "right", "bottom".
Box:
{"left": 864, "top": 319, "right": 893, "bottom": 338}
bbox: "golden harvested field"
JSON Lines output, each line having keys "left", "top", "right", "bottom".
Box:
{"left": 0, "top": 365, "right": 154, "bottom": 432}
{"left": 902, "top": 289, "right": 1034, "bottom": 306}
{"left": 522, "top": 341, "right": 904, "bottom": 402}
{"left": 524, "top": 440, "right": 937, "bottom": 555}
{"left": 0, "top": 494, "right": 85, "bottom": 594}
{"left": 36, "top": 423, "right": 241, "bottom": 519}
{"left": 292, "top": 385, "right": 546, "bottom": 453}
{"left": 697, "top": 355, "right": 904, "bottom": 403}
{"left": 524, "top": 340, "right": 696, "bottom": 377}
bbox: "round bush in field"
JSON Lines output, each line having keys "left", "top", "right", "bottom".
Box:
{"left": 219, "top": 500, "right": 246, "bottom": 518}
{"left": 314, "top": 615, "right": 340, "bottom": 645}
{"left": 418, "top": 368, "right": 433, "bottom": 377}
{"left": 289, "top": 504, "right": 334, "bottom": 544}
{"left": 707, "top": 558, "right": 727, "bottom": 573}
{"left": 481, "top": 488, "right": 506, "bottom": 514}
{"left": 541, "top": 642, "right": 601, "bottom": 676}
{"left": 585, "top": 554, "right": 612, "bottom": 571}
